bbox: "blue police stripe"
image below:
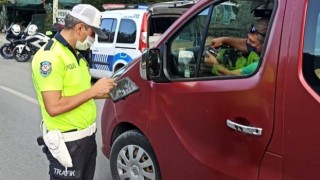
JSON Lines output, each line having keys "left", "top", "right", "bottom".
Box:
{"left": 113, "top": 53, "right": 132, "bottom": 64}
{"left": 91, "top": 54, "right": 111, "bottom": 71}
{"left": 91, "top": 53, "right": 133, "bottom": 72}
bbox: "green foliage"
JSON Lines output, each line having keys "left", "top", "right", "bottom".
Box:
{"left": 0, "top": 0, "right": 10, "bottom": 6}
{"left": 44, "top": 4, "right": 53, "bottom": 33}
{"left": 44, "top": 11, "right": 53, "bottom": 32}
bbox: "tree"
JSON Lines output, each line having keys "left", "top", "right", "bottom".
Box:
{"left": 42, "top": 0, "right": 53, "bottom": 33}
{"left": 0, "top": 0, "right": 12, "bottom": 31}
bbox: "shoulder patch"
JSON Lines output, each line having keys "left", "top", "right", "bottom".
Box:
{"left": 40, "top": 61, "right": 52, "bottom": 77}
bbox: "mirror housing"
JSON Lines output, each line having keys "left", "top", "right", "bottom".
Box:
{"left": 140, "top": 48, "right": 161, "bottom": 80}
{"left": 45, "top": 31, "right": 53, "bottom": 38}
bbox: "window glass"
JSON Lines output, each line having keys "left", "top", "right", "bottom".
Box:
{"left": 316, "top": 14, "right": 320, "bottom": 55}
{"left": 303, "top": 0, "right": 320, "bottom": 95}
{"left": 168, "top": 7, "right": 210, "bottom": 78}
{"left": 99, "top": 18, "right": 117, "bottom": 43}
{"left": 166, "top": 0, "right": 272, "bottom": 79}
{"left": 116, "top": 19, "right": 136, "bottom": 44}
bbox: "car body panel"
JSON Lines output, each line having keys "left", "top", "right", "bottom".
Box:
{"left": 101, "top": 0, "right": 320, "bottom": 179}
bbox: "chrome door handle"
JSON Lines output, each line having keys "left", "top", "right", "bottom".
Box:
{"left": 226, "top": 119, "right": 263, "bottom": 136}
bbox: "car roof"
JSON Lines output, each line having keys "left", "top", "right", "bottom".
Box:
{"left": 101, "top": 0, "right": 199, "bottom": 16}
{"left": 101, "top": 8, "right": 147, "bottom": 16}
{"left": 149, "top": 0, "right": 199, "bottom": 15}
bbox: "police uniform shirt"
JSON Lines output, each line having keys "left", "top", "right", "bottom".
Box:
{"left": 32, "top": 32, "right": 96, "bottom": 132}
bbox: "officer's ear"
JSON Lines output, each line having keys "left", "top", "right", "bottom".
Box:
{"left": 74, "top": 23, "right": 84, "bottom": 35}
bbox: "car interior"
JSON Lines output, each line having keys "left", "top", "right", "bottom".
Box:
{"left": 164, "top": 0, "right": 274, "bottom": 79}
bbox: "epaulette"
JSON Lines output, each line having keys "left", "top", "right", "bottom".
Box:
{"left": 44, "top": 39, "right": 54, "bottom": 51}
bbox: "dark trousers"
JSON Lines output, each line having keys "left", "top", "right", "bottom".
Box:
{"left": 43, "top": 134, "right": 97, "bottom": 180}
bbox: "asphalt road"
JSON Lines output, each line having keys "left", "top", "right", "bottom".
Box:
{"left": 0, "top": 33, "right": 112, "bottom": 180}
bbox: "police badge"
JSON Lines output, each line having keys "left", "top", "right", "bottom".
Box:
{"left": 40, "top": 61, "right": 52, "bottom": 77}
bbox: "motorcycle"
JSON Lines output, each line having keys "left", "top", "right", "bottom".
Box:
{"left": 13, "top": 32, "right": 50, "bottom": 62}
{"left": 0, "top": 23, "right": 26, "bottom": 59}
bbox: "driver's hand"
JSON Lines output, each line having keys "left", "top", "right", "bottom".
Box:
{"left": 204, "top": 51, "right": 219, "bottom": 65}
{"left": 211, "top": 37, "right": 225, "bottom": 48}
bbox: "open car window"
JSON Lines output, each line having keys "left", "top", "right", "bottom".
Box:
{"left": 302, "top": 0, "right": 320, "bottom": 96}
{"left": 165, "top": 0, "right": 274, "bottom": 79}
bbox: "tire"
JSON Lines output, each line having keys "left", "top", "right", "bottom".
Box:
{"left": 114, "top": 64, "right": 124, "bottom": 72}
{"left": 110, "top": 130, "right": 161, "bottom": 180}
{"left": 13, "top": 47, "right": 31, "bottom": 62}
{"left": 0, "top": 44, "right": 14, "bottom": 59}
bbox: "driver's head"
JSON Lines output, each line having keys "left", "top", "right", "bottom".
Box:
{"left": 247, "top": 17, "right": 270, "bottom": 54}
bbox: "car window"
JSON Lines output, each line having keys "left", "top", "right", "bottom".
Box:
{"left": 302, "top": 0, "right": 320, "bottom": 95}
{"left": 166, "top": 0, "right": 272, "bottom": 79}
{"left": 99, "top": 18, "right": 117, "bottom": 43}
{"left": 116, "top": 19, "right": 136, "bottom": 44}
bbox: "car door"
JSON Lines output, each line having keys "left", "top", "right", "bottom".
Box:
{"left": 90, "top": 13, "right": 121, "bottom": 77}
{"left": 148, "top": 1, "right": 278, "bottom": 179}
{"left": 280, "top": 0, "right": 320, "bottom": 178}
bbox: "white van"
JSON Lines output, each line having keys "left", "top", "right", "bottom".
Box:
{"left": 89, "top": 1, "right": 197, "bottom": 78}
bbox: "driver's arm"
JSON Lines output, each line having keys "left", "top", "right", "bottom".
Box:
{"left": 211, "top": 37, "right": 247, "bottom": 52}
{"left": 215, "top": 65, "right": 242, "bottom": 76}
{"left": 204, "top": 52, "right": 245, "bottom": 76}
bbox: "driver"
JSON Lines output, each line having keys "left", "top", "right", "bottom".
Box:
{"left": 204, "top": 17, "right": 269, "bottom": 76}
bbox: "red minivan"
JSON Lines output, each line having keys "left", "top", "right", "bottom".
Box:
{"left": 101, "top": 0, "right": 320, "bottom": 179}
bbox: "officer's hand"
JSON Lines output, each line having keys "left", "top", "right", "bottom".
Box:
{"left": 91, "top": 77, "right": 117, "bottom": 98}
{"left": 204, "top": 51, "right": 218, "bottom": 65}
{"left": 211, "top": 37, "right": 224, "bottom": 48}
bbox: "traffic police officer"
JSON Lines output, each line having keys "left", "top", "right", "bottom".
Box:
{"left": 32, "top": 4, "right": 116, "bottom": 180}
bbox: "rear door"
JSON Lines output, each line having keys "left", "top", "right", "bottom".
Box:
{"left": 148, "top": 0, "right": 280, "bottom": 179}
{"left": 90, "top": 13, "right": 121, "bottom": 77}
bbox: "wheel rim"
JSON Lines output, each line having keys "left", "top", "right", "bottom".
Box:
{"left": 16, "top": 52, "right": 28, "bottom": 61}
{"left": 117, "top": 145, "right": 156, "bottom": 180}
{"left": 3, "top": 47, "right": 12, "bottom": 57}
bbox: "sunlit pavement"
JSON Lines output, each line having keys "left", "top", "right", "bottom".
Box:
{"left": 0, "top": 33, "right": 6, "bottom": 44}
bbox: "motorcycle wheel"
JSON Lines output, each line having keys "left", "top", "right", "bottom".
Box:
{"left": 13, "top": 48, "right": 31, "bottom": 62}
{"left": 0, "top": 44, "right": 14, "bottom": 59}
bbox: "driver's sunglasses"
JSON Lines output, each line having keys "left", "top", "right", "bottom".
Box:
{"left": 249, "top": 23, "right": 266, "bottom": 37}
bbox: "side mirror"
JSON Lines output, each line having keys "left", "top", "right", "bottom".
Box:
{"left": 45, "top": 31, "right": 53, "bottom": 36}
{"left": 140, "top": 48, "right": 161, "bottom": 80}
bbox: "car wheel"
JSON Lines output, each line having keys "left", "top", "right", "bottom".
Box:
{"left": 110, "top": 129, "right": 161, "bottom": 180}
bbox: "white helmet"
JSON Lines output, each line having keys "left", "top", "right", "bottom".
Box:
{"left": 11, "top": 24, "right": 21, "bottom": 36}
{"left": 28, "top": 24, "right": 38, "bottom": 36}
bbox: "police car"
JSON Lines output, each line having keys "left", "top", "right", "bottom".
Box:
{"left": 89, "top": 1, "right": 198, "bottom": 78}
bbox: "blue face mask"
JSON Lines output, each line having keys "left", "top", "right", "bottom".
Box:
{"left": 246, "top": 42, "right": 257, "bottom": 53}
